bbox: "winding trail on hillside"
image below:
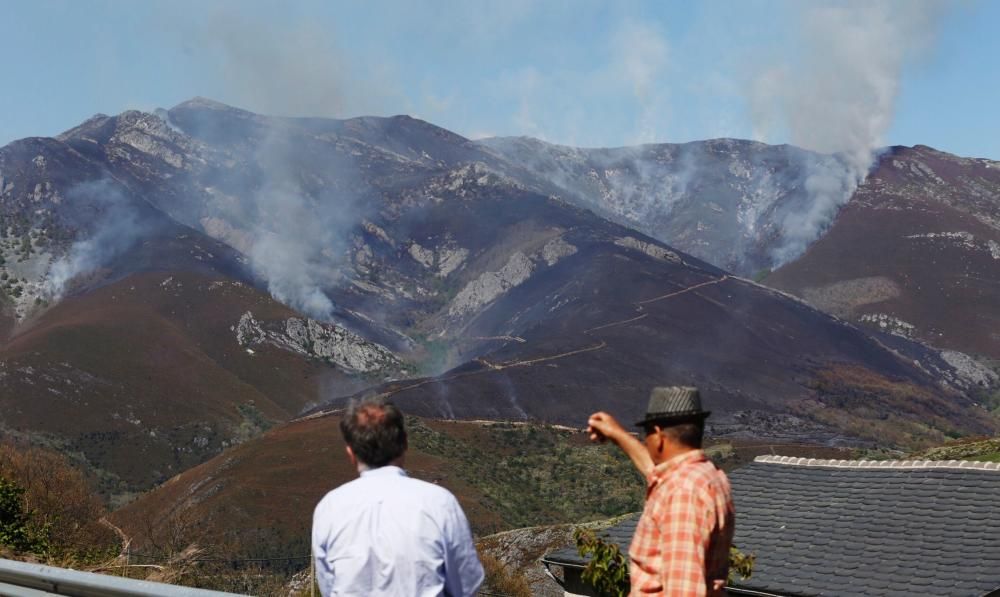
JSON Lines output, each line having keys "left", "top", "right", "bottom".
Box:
{"left": 582, "top": 275, "right": 730, "bottom": 335}
{"left": 476, "top": 341, "right": 608, "bottom": 370}
{"left": 637, "top": 275, "right": 730, "bottom": 306}
{"left": 453, "top": 273, "right": 731, "bottom": 372}
{"left": 467, "top": 335, "right": 528, "bottom": 344}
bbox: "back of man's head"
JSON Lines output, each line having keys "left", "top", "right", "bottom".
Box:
{"left": 340, "top": 397, "right": 407, "bottom": 468}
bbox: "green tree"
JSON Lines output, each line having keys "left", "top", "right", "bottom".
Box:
{"left": 0, "top": 477, "right": 50, "bottom": 554}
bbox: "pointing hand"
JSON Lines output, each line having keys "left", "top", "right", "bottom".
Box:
{"left": 587, "top": 412, "right": 624, "bottom": 444}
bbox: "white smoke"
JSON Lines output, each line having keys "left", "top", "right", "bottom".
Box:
{"left": 748, "top": 0, "right": 948, "bottom": 264}
{"left": 164, "top": 8, "right": 385, "bottom": 319}
{"left": 198, "top": 11, "right": 394, "bottom": 119}
{"left": 242, "top": 167, "right": 354, "bottom": 320}
{"left": 45, "top": 179, "right": 144, "bottom": 300}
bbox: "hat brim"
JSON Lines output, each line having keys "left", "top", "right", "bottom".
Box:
{"left": 634, "top": 411, "right": 711, "bottom": 427}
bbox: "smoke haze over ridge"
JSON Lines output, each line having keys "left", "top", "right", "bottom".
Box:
{"left": 8, "top": 0, "right": 969, "bottom": 317}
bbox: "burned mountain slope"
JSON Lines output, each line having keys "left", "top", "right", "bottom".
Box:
{"left": 313, "top": 223, "right": 996, "bottom": 449}
{"left": 767, "top": 145, "right": 1000, "bottom": 364}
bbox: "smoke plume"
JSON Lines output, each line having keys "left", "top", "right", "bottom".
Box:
{"left": 45, "top": 179, "right": 144, "bottom": 300}
{"left": 192, "top": 10, "right": 394, "bottom": 119}
{"left": 748, "top": 0, "right": 948, "bottom": 264}
{"left": 164, "top": 8, "right": 384, "bottom": 319}
{"left": 242, "top": 130, "right": 364, "bottom": 320}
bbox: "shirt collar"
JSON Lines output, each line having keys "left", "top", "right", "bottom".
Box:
{"left": 360, "top": 465, "right": 408, "bottom": 478}
{"left": 647, "top": 449, "right": 707, "bottom": 489}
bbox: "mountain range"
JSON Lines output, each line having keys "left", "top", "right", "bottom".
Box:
{"left": 0, "top": 98, "right": 997, "bottom": 507}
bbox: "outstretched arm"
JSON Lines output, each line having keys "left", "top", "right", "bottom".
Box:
{"left": 588, "top": 412, "right": 653, "bottom": 478}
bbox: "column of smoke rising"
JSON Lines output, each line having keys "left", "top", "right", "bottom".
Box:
{"left": 245, "top": 173, "right": 341, "bottom": 321}
{"left": 749, "top": 0, "right": 948, "bottom": 265}
{"left": 45, "top": 179, "right": 144, "bottom": 300}
{"left": 191, "top": 10, "right": 387, "bottom": 321}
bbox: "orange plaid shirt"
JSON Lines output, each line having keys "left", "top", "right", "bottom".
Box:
{"left": 628, "top": 449, "right": 735, "bottom": 596}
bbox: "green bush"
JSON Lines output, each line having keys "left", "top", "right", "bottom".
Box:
{"left": 576, "top": 528, "right": 629, "bottom": 597}
{"left": 0, "top": 477, "right": 50, "bottom": 555}
{"left": 574, "top": 528, "right": 755, "bottom": 596}
{"left": 0, "top": 442, "right": 118, "bottom": 561}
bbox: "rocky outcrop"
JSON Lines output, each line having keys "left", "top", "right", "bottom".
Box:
{"left": 441, "top": 162, "right": 523, "bottom": 198}
{"left": 234, "top": 311, "right": 265, "bottom": 346}
{"left": 235, "top": 311, "right": 400, "bottom": 373}
{"left": 406, "top": 239, "right": 470, "bottom": 278}
{"left": 437, "top": 245, "right": 469, "bottom": 277}
{"left": 449, "top": 252, "right": 534, "bottom": 318}
{"left": 68, "top": 110, "right": 203, "bottom": 172}
{"left": 541, "top": 237, "right": 577, "bottom": 266}
{"left": 940, "top": 350, "right": 999, "bottom": 390}
{"left": 614, "top": 236, "right": 682, "bottom": 264}
{"left": 446, "top": 236, "right": 578, "bottom": 319}
{"left": 362, "top": 220, "right": 395, "bottom": 247}
{"left": 859, "top": 313, "right": 916, "bottom": 338}
{"left": 408, "top": 242, "right": 435, "bottom": 268}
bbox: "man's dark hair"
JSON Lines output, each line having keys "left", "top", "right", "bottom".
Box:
{"left": 646, "top": 418, "right": 705, "bottom": 449}
{"left": 339, "top": 397, "right": 407, "bottom": 468}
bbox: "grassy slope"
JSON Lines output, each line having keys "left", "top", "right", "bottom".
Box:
{"left": 913, "top": 437, "right": 1000, "bottom": 462}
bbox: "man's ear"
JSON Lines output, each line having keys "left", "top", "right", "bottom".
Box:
{"left": 345, "top": 445, "right": 357, "bottom": 467}
{"left": 653, "top": 425, "right": 666, "bottom": 455}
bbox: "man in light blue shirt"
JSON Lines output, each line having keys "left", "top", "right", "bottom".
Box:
{"left": 311, "top": 397, "right": 484, "bottom": 597}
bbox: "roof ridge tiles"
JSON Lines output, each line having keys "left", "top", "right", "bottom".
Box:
{"left": 753, "top": 455, "right": 1000, "bottom": 471}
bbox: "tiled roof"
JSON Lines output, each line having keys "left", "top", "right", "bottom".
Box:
{"left": 731, "top": 456, "right": 1000, "bottom": 596}
{"left": 542, "top": 456, "right": 1000, "bottom": 597}
{"left": 751, "top": 454, "right": 1000, "bottom": 471}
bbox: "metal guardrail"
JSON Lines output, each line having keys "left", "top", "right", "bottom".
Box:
{"left": 0, "top": 558, "right": 243, "bottom": 597}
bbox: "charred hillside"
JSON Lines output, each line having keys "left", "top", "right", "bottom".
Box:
{"left": 767, "top": 145, "right": 1000, "bottom": 365}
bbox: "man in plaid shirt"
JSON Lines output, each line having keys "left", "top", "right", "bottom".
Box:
{"left": 588, "top": 386, "right": 734, "bottom": 596}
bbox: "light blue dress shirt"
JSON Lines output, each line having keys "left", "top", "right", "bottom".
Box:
{"left": 312, "top": 465, "right": 485, "bottom": 597}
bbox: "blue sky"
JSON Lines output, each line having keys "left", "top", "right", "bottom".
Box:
{"left": 2, "top": 0, "right": 998, "bottom": 158}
